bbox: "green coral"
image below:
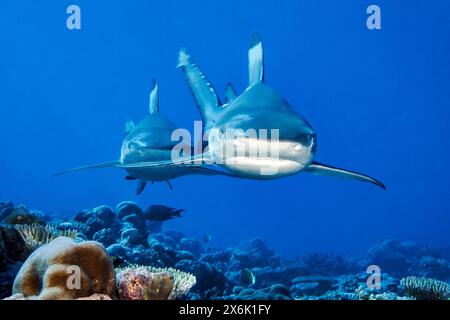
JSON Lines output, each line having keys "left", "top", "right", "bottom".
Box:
{"left": 400, "top": 276, "right": 450, "bottom": 300}
{"left": 15, "top": 223, "right": 80, "bottom": 252}
{"left": 115, "top": 265, "right": 196, "bottom": 300}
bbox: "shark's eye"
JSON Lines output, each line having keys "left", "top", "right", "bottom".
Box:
{"left": 128, "top": 142, "right": 138, "bottom": 150}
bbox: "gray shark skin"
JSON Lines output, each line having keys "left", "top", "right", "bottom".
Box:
{"left": 53, "top": 80, "right": 232, "bottom": 194}
{"left": 96, "top": 33, "right": 385, "bottom": 189}
{"left": 172, "top": 32, "right": 385, "bottom": 188}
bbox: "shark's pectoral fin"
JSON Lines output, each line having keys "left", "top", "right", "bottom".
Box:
{"left": 117, "top": 154, "right": 238, "bottom": 179}
{"left": 136, "top": 180, "right": 147, "bottom": 195}
{"left": 304, "top": 161, "right": 386, "bottom": 190}
{"left": 52, "top": 161, "right": 122, "bottom": 177}
{"left": 117, "top": 153, "right": 211, "bottom": 169}
{"left": 248, "top": 32, "right": 264, "bottom": 87}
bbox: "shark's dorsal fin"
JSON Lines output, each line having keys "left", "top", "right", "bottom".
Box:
{"left": 149, "top": 79, "right": 159, "bottom": 114}
{"left": 178, "top": 48, "right": 221, "bottom": 130}
{"left": 248, "top": 32, "right": 264, "bottom": 87}
{"left": 224, "top": 82, "right": 237, "bottom": 104}
{"left": 125, "top": 120, "right": 135, "bottom": 134}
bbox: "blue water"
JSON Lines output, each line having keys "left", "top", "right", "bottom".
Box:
{"left": 0, "top": 0, "right": 449, "bottom": 258}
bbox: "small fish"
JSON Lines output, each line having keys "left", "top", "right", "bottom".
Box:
{"left": 111, "top": 256, "right": 126, "bottom": 268}
{"left": 241, "top": 268, "right": 256, "bottom": 286}
{"left": 201, "top": 234, "right": 212, "bottom": 243}
{"left": 144, "top": 205, "right": 184, "bottom": 222}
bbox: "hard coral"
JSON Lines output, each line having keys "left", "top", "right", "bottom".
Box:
{"left": 1, "top": 205, "right": 45, "bottom": 225}
{"left": 400, "top": 276, "right": 450, "bottom": 300}
{"left": 15, "top": 223, "right": 80, "bottom": 252}
{"left": 13, "top": 237, "right": 115, "bottom": 300}
{"left": 116, "top": 265, "right": 196, "bottom": 300}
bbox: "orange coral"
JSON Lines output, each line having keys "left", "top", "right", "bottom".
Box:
{"left": 12, "top": 237, "right": 115, "bottom": 300}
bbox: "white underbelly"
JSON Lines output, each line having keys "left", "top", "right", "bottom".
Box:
{"left": 224, "top": 156, "right": 304, "bottom": 179}
{"left": 208, "top": 131, "right": 314, "bottom": 179}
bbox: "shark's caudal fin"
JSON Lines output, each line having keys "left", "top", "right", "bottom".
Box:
{"left": 51, "top": 161, "right": 122, "bottom": 177}
{"left": 248, "top": 32, "right": 264, "bottom": 87}
{"left": 177, "top": 48, "right": 221, "bottom": 131}
{"left": 304, "top": 161, "right": 386, "bottom": 190}
{"left": 224, "top": 82, "right": 237, "bottom": 105}
{"left": 149, "top": 79, "right": 159, "bottom": 114}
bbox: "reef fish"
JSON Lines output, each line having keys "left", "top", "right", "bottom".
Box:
{"left": 241, "top": 268, "right": 256, "bottom": 286}
{"left": 144, "top": 205, "right": 184, "bottom": 222}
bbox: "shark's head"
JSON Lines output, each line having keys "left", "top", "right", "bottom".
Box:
{"left": 209, "top": 91, "right": 317, "bottom": 179}
{"left": 120, "top": 114, "right": 179, "bottom": 164}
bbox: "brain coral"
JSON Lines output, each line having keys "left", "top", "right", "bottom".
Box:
{"left": 12, "top": 237, "right": 115, "bottom": 300}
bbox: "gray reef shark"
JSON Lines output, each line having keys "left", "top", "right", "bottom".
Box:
{"left": 118, "top": 33, "right": 385, "bottom": 189}
{"left": 53, "top": 80, "right": 233, "bottom": 194}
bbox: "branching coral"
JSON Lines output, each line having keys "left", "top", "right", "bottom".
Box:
{"left": 15, "top": 223, "right": 80, "bottom": 252}
{"left": 400, "top": 276, "right": 450, "bottom": 300}
{"left": 115, "top": 265, "right": 196, "bottom": 300}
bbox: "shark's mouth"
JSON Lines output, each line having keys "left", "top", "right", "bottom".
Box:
{"left": 208, "top": 133, "right": 316, "bottom": 178}
{"left": 223, "top": 156, "right": 305, "bottom": 179}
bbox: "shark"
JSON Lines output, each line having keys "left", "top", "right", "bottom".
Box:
{"left": 53, "top": 80, "right": 233, "bottom": 194}
{"left": 117, "top": 33, "right": 385, "bottom": 189}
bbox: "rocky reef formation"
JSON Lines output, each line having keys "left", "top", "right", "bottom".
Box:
{"left": 0, "top": 200, "right": 449, "bottom": 300}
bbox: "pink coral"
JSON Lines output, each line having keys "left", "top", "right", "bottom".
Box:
{"left": 116, "top": 267, "right": 173, "bottom": 300}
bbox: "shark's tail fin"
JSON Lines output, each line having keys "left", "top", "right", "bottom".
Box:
{"left": 304, "top": 161, "right": 386, "bottom": 190}
{"left": 177, "top": 48, "right": 221, "bottom": 132}
{"left": 51, "top": 161, "right": 121, "bottom": 177}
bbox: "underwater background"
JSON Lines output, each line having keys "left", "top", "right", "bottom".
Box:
{"left": 0, "top": 0, "right": 450, "bottom": 300}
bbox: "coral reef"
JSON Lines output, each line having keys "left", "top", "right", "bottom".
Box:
{"left": 365, "top": 239, "right": 448, "bottom": 279}
{"left": 226, "top": 284, "right": 292, "bottom": 300}
{"left": 1, "top": 205, "right": 45, "bottom": 226}
{"left": 116, "top": 265, "right": 196, "bottom": 300}
{"left": 0, "top": 225, "right": 29, "bottom": 271}
{"left": 400, "top": 276, "right": 450, "bottom": 300}
{"left": 13, "top": 237, "right": 115, "bottom": 300}
{"left": 15, "top": 223, "right": 80, "bottom": 252}
{"left": 175, "top": 260, "right": 228, "bottom": 298}
{"left": 1, "top": 200, "right": 450, "bottom": 301}
{"left": 0, "top": 202, "right": 14, "bottom": 221}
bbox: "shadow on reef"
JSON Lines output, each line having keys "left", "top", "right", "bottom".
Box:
{"left": 0, "top": 201, "right": 449, "bottom": 300}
